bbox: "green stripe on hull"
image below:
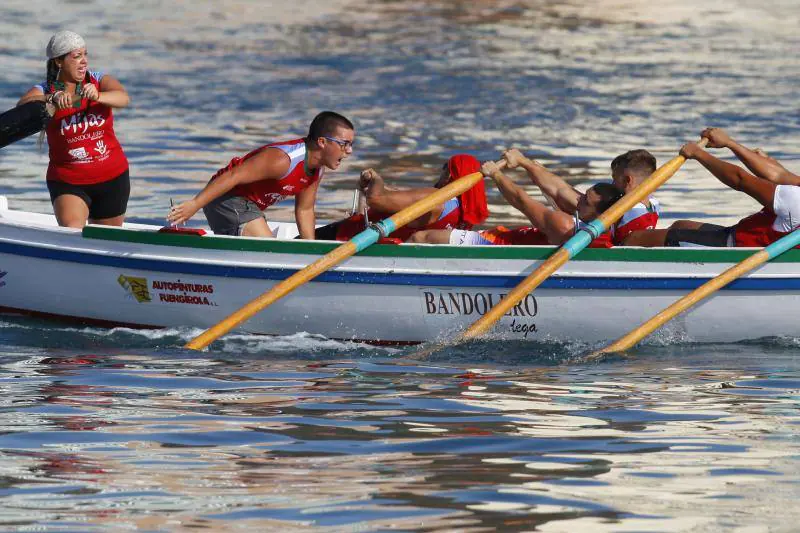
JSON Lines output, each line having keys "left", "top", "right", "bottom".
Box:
{"left": 82, "top": 225, "right": 800, "bottom": 263}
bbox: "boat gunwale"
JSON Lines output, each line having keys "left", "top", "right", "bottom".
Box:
{"left": 80, "top": 225, "right": 800, "bottom": 264}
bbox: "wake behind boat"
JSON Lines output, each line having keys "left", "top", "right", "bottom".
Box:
{"left": 0, "top": 195, "right": 795, "bottom": 346}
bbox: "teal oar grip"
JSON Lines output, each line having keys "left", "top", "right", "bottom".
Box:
{"left": 563, "top": 219, "right": 605, "bottom": 257}
{"left": 350, "top": 219, "right": 398, "bottom": 252}
{"left": 350, "top": 226, "right": 382, "bottom": 252}
{"left": 765, "top": 228, "right": 800, "bottom": 259}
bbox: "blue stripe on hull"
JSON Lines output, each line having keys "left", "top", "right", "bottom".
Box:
{"left": 1, "top": 241, "right": 798, "bottom": 291}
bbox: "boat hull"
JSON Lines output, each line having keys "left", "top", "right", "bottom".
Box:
{"left": 0, "top": 203, "right": 797, "bottom": 345}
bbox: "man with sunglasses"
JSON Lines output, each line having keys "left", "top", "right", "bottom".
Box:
{"left": 168, "top": 111, "right": 354, "bottom": 239}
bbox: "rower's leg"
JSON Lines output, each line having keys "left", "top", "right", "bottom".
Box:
{"left": 669, "top": 220, "right": 706, "bottom": 231}
{"left": 53, "top": 194, "right": 90, "bottom": 228}
{"left": 241, "top": 217, "right": 274, "bottom": 238}
{"left": 91, "top": 214, "right": 125, "bottom": 226}
{"left": 407, "top": 229, "right": 452, "bottom": 244}
{"left": 621, "top": 229, "right": 669, "bottom": 247}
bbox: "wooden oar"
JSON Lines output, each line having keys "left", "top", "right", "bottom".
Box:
{"left": 589, "top": 226, "right": 800, "bottom": 358}
{"left": 454, "top": 140, "right": 707, "bottom": 342}
{"left": 184, "top": 159, "right": 506, "bottom": 350}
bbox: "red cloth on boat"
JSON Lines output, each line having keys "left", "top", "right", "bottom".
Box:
{"left": 332, "top": 154, "right": 489, "bottom": 241}
{"left": 447, "top": 154, "right": 488, "bottom": 227}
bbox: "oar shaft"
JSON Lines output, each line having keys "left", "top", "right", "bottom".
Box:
{"left": 457, "top": 142, "right": 705, "bottom": 342}
{"left": 186, "top": 241, "right": 358, "bottom": 350}
{"left": 460, "top": 248, "right": 571, "bottom": 339}
{"left": 0, "top": 101, "right": 53, "bottom": 149}
{"left": 185, "top": 159, "right": 504, "bottom": 350}
{"left": 379, "top": 162, "right": 505, "bottom": 236}
{"left": 593, "top": 227, "right": 800, "bottom": 356}
{"left": 594, "top": 251, "right": 768, "bottom": 355}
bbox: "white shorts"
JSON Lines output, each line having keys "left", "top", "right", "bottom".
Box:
{"left": 772, "top": 185, "right": 800, "bottom": 231}
{"left": 449, "top": 229, "right": 492, "bottom": 246}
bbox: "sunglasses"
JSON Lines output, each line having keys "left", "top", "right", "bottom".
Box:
{"left": 322, "top": 136, "right": 354, "bottom": 150}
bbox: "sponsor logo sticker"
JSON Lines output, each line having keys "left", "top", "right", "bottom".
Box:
{"left": 118, "top": 274, "right": 216, "bottom": 306}
{"left": 68, "top": 147, "right": 89, "bottom": 160}
{"left": 118, "top": 275, "right": 151, "bottom": 303}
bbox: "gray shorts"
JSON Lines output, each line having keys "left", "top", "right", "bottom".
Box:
{"left": 203, "top": 194, "right": 264, "bottom": 236}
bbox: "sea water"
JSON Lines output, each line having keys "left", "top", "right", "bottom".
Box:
{"left": 0, "top": 0, "right": 799, "bottom": 530}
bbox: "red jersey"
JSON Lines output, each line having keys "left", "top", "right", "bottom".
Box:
{"left": 734, "top": 185, "right": 800, "bottom": 247}
{"left": 611, "top": 197, "right": 660, "bottom": 245}
{"left": 227, "top": 138, "right": 322, "bottom": 210}
{"left": 477, "top": 226, "right": 550, "bottom": 245}
{"left": 568, "top": 197, "right": 660, "bottom": 247}
{"left": 44, "top": 72, "right": 128, "bottom": 185}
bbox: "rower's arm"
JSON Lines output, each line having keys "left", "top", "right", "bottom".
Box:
{"left": 295, "top": 178, "right": 320, "bottom": 240}
{"left": 514, "top": 157, "right": 581, "bottom": 214}
{"left": 95, "top": 75, "right": 130, "bottom": 109}
{"left": 364, "top": 177, "right": 441, "bottom": 226}
{"left": 691, "top": 148, "right": 776, "bottom": 209}
{"left": 485, "top": 166, "right": 573, "bottom": 243}
{"left": 167, "top": 148, "right": 289, "bottom": 225}
{"left": 727, "top": 141, "right": 800, "bottom": 186}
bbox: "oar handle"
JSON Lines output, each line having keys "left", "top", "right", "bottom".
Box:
{"left": 0, "top": 101, "right": 53, "bottom": 149}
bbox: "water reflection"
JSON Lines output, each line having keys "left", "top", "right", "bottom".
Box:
{"left": 0, "top": 352, "right": 798, "bottom": 530}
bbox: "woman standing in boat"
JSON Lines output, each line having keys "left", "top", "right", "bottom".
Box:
{"left": 314, "top": 154, "right": 489, "bottom": 242}
{"left": 167, "top": 111, "right": 355, "bottom": 240}
{"left": 17, "top": 30, "right": 131, "bottom": 228}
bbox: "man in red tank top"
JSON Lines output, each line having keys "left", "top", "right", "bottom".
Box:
{"left": 624, "top": 128, "right": 800, "bottom": 248}
{"left": 502, "top": 148, "right": 660, "bottom": 246}
{"left": 168, "top": 111, "right": 354, "bottom": 239}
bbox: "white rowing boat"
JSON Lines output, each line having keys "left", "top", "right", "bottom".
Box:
{"left": 0, "top": 195, "right": 795, "bottom": 345}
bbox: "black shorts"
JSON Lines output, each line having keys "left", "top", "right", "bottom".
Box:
{"left": 664, "top": 223, "right": 735, "bottom": 247}
{"left": 47, "top": 169, "right": 130, "bottom": 220}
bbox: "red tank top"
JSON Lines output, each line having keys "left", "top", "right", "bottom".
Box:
{"left": 334, "top": 202, "right": 470, "bottom": 242}
{"left": 45, "top": 73, "right": 128, "bottom": 185}
{"left": 227, "top": 138, "right": 322, "bottom": 210}
{"left": 733, "top": 209, "right": 790, "bottom": 247}
{"left": 478, "top": 226, "right": 550, "bottom": 245}
{"left": 610, "top": 198, "right": 660, "bottom": 245}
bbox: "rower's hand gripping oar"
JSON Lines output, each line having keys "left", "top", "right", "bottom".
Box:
{"left": 184, "top": 159, "right": 507, "bottom": 350}
{"left": 590, "top": 225, "right": 800, "bottom": 359}
{"left": 453, "top": 139, "right": 708, "bottom": 342}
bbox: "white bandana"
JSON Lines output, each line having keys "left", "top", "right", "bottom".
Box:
{"left": 46, "top": 31, "right": 86, "bottom": 59}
